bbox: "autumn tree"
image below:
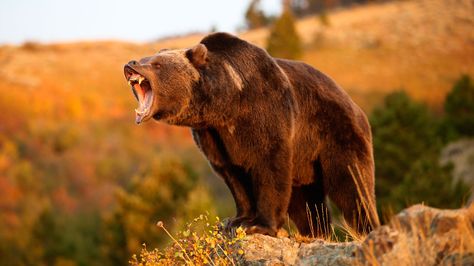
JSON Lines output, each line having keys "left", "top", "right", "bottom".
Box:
{"left": 102, "top": 156, "right": 215, "bottom": 264}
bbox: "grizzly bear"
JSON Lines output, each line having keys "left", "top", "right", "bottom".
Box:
{"left": 123, "top": 32, "right": 378, "bottom": 237}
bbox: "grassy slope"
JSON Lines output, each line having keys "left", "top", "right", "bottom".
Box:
{"left": 300, "top": 0, "right": 474, "bottom": 111}
{"left": 1, "top": 0, "right": 472, "bottom": 121}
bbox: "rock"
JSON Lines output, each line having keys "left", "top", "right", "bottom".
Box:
{"left": 233, "top": 204, "right": 474, "bottom": 265}
{"left": 296, "top": 241, "right": 357, "bottom": 266}
{"left": 360, "top": 225, "right": 399, "bottom": 259}
{"left": 237, "top": 234, "right": 359, "bottom": 266}
{"left": 392, "top": 204, "right": 474, "bottom": 236}
{"left": 440, "top": 139, "right": 474, "bottom": 203}
{"left": 238, "top": 234, "right": 301, "bottom": 266}
{"left": 362, "top": 204, "right": 474, "bottom": 265}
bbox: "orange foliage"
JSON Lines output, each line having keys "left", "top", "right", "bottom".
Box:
{"left": 0, "top": 178, "right": 22, "bottom": 210}
{"left": 52, "top": 187, "right": 77, "bottom": 213}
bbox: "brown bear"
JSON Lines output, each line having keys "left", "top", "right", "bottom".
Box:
{"left": 123, "top": 32, "right": 378, "bottom": 237}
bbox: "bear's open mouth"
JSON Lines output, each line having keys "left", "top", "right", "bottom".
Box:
{"left": 124, "top": 67, "right": 153, "bottom": 123}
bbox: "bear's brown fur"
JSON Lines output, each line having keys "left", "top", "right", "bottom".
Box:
{"left": 123, "top": 32, "right": 378, "bottom": 236}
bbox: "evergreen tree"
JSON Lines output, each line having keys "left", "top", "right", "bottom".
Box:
{"left": 266, "top": 1, "right": 303, "bottom": 59}
{"left": 245, "top": 0, "right": 268, "bottom": 29}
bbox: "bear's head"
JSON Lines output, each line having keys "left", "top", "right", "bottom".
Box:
{"left": 124, "top": 32, "right": 290, "bottom": 126}
{"left": 124, "top": 44, "right": 207, "bottom": 125}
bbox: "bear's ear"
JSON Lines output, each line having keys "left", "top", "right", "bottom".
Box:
{"left": 186, "top": 44, "right": 208, "bottom": 68}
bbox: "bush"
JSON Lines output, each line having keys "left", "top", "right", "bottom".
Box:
{"left": 391, "top": 153, "right": 469, "bottom": 211}
{"left": 131, "top": 215, "right": 246, "bottom": 266}
{"left": 370, "top": 91, "right": 469, "bottom": 217}
{"left": 443, "top": 75, "right": 474, "bottom": 139}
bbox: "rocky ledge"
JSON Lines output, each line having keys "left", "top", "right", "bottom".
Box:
{"left": 235, "top": 204, "right": 474, "bottom": 266}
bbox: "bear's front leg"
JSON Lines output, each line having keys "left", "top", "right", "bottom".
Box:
{"left": 242, "top": 151, "right": 292, "bottom": 236}
{"left": 211, "top": 164, "right": 255, "bottom": 228}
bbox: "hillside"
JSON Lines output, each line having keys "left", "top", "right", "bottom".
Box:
{"left": 1, "top": 0, "right": 472, "bottom": 122}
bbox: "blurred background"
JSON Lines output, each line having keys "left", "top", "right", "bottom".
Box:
{"left": 0, "top": 0, "right": 473, "bottom": 265}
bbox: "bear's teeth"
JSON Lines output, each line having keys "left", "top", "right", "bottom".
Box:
{"left": 128, "top": 80, "right": 132, "bottom": 86}
{"left": 135, "top": 108, "right": 147, "bottom": 115}
{"left": 138, "top": 76, "right": 145, "bottom": 85}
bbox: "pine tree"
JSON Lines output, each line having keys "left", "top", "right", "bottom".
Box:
{"left": 266, "top": 1, "right": 303, "bottom": 59}
{"left": 245, "top": 0, "right": 267, "bottom": 30}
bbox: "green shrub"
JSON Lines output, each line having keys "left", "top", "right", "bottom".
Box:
{"left": 443, "top": 75, "right": 474, "bottom": 139}
{"left": 370, "top": 91, "right": 470, "bottom": 218}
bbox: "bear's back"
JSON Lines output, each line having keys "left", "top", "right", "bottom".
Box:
{"left": 275, "top": 58, "right": 372, "bottom": 185}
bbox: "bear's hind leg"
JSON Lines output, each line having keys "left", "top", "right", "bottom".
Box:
{"left": 324, "top": 160, "right": 377, "bottom": 235}
{"left": 330, "top": 190, "right": 375, "bottom": 235}
{"left": 288, "top": 181, "right": 331, "bottom": 238}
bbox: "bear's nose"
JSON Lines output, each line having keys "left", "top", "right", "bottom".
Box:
{"left": 128, "top": 60, "right": 139, "bottom": 66}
